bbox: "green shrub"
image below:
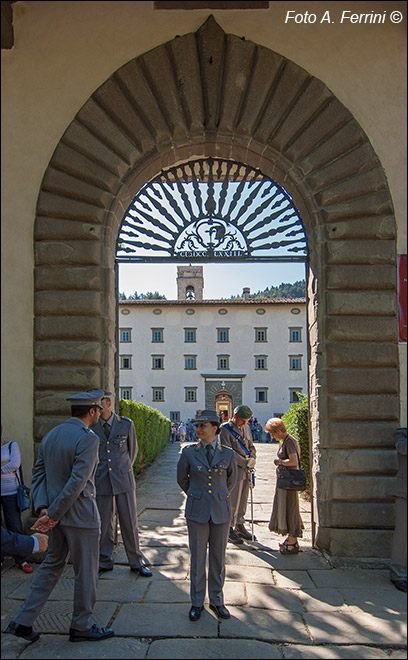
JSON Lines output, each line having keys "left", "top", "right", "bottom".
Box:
{"left": 282, "top": 394, "right": 310, "bottom": 486}
{"left": 119, "top": 399, "right": 171, "bottom": 475}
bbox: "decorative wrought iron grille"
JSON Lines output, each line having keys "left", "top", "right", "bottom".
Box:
{"left": 116, "top": 158, "right": 307, "bottom": 262}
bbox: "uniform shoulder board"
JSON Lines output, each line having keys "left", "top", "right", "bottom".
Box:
{"left": 120, "top": 415, "right": 131, "bottom": 422}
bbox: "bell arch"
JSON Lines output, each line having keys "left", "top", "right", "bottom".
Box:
{"left": 34, "top": 16, "right": 399, "bottom": 557}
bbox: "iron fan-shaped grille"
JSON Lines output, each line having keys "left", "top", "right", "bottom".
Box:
{"left": 116, "top": 158, "right": 307, "bottom": 262}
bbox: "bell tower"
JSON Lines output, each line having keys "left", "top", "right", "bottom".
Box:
{"left": 177, "top": 266, "right": 204, "bottom": 301}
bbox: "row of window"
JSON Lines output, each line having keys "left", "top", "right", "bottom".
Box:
{"left": 120, "top": 327, "right": 303, "bottom": 344}
{"left": 120, "top": 354, "right": 304, "bottom": 371}
{"left": 119, "top": 387, "right": 303, "bottom": 404}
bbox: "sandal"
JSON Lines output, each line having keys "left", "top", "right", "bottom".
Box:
{"left": 279, "top": 541, "right": 299, "bottom": 555}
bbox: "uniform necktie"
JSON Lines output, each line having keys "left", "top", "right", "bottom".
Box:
{"left": 206, "top": 444, "right": 213, "bottom": 464}
{"left": 103, "top": 422, "right": 110, "bottom": 438}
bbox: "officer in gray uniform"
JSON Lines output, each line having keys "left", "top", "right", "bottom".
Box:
{"left": 177, "top": 409, "right": 237, "bottom": 621}
{"left": 220, "top": 404, "right": 257, "bottom": 543}
{"left": 92, "top": 391, "right": 151, "bottom": 576}
{"left": 5, "top": 390, "right": 114, "bottom": 644}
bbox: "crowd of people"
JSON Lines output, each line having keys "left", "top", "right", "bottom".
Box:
{"left": 1, "top": 393, "right": 406, "bottom": 643}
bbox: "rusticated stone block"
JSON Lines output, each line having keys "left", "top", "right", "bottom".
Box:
{"left": 326, "top": 317, "right": 398, "bottom": 343}
{"left": 236, "top": 47, "right": 282, "bottom": 137}
{"left": 37, "top": 191, "right": 107, "bottom": 224}
{"left": 328, "top": 394, "right": 400, "bottom": 421}
{"left": 330, "top": 502, "right": 395, "bottom": 528}
{"left": 320, "top": 190, "right": 394, "bottom": 222}
{"left": 315, "top": 168, "right": 387, "bottom": 207}
{"left": 327, "top": 369, "right": 399, "bottom": 394}
{"left": 326, "top": 240, "right": 396, "bottom": 265}
{"left": 35, "top": 218, "right": 102, "bottom": 241}
{"left": 35, "top": 366, "right": 103, "bottom": 390}
{"left": 307, "top": 142, "right": 379, "bottom": 193}
{"left": 316, "top": 528, "right": 393, "bottom": 558}
{"left": 50, "top": 142, "right": 120, "bottom": 192}
{"left": 35, "top": 341, "right": 102, "bottom": 365}
{"left": 326, "top": 421, "right": 398, "bottom": 448}
{"left": 35, "top": 241, "right": 102, "bottom": 267}
{"left": 331, "top": 474, "right": 395, "bottom": 501}
{"left": 327, "top": 291, "right": 397, "bottom": 316}
{"left": 35, "top": 391, "right": 95, "bottom": 416}
{"left": 325, "top": 216, "right": 395, "bottom": 240}
{"left": 168, "top": 33, "right": 205, "bottom": 133}
{"left": 41, "top": 168, "right": 114, "bottom": 209}
{"left": 326, "top": 448, "right": 398, "bottom": 474}
{"left": 35, "top": 316, "right": 105, "bottom": 341}
{"left": 35, "top": 291, "right": 103, "bottom": 316}
{"left": 296, "top": 120, "right": 364, "bottom": 176}
{"left": 77, "top": 98, "right": 142, "bottom": 165}
{"left": 217, "top": 35, "right": 256, "bottom": 134}
{"left": 326, "top": 343, "right": 398, "bottom": 368}
{"left": 326, "top": 265, "right": 396, "bottom": 290}
{"left": 35, "top": 266, "right": 104, "bottom": 291}
{"left": 62, "top": 121, "right": 129, "bottom": 179}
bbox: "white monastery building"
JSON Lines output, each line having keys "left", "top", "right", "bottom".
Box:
{"left": 118, "top": 267, "right": 307, "bottom": 427}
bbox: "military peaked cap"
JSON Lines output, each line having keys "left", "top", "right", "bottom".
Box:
{"left": 192, "top": 409, "right": 220, "bottom": 425}
{"left": 67, "top": 390, "right": 104, "bottom": 407}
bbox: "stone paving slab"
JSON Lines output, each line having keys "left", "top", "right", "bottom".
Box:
{"left": 16, "top": 636, "right": 149, "bottom": 659}
{"left": 225, "top": 564, "right": 275, "bottom": 584}
{"left": 308, "top": 569, "right": 397, "bottom": 589}
{"left": 225, "top": 547, "right": 329, "bottom": 570}
{"left": 245, "top": 584, "right": 304, "bottom": 611}
{"left": 147, "top": 638, "right": 282, "bottom": 658}
{"left": 112, "top": 602, "right": 218, "bottom": 637}
{"left": 304, "top": 610, "right": 407, "bottom": 646}
{"left": 296, "top": 588, "right": 348, "bottom": 612}
{"left": 217, "top": 606, "right": 310, "bottom": 642}
{"left": 273, "top": 570, "right": 317, "bottom": 590}
{"left": 338, "top": 588, "right": 408, "bottom": 613}
{"left": 281, "top": 644, "right": 402, "bottom": 659}
{"left": 7, "top": 577, "right": 150, "bottom": 603}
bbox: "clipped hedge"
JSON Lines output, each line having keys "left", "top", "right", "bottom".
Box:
{"left": 282, "top": 394, "right": 310, "bottom": 487}
{"left": 119, "top": 399, "right": 171, "bottom": 475}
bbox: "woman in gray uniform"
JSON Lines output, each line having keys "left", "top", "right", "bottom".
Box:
{"left": 177, "top": 409, "right": 237, "bottom": 621}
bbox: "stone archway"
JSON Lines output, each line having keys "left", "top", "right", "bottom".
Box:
{"left": 34, "top": 16, "right": 399, "bottom": 557}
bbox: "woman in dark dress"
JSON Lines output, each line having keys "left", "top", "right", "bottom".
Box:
{"left": 264, "top": 417, "right": 304, "bottom": 555}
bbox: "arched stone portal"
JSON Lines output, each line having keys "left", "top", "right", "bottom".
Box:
{"left": 34, "top": 16, "right": 399, "bottom": 557}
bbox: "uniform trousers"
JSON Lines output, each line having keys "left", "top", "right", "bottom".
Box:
{"left": 390, "top": 496, "right": 407, "bottom": 581}
{"left": 187, "top": 518, "right": 229, "bottom": 607}
{"left": 13, "top": 524, "right": 99, "bottom": 631}
{"left": 97, "top": 490, "right": 147, "bottom": 570}
{"left": 230, "top": 474, "right": 250, "bottom": 527}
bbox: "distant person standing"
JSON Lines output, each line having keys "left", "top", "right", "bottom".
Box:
{"left": 178, "top": 422, "right": 187, "bottom": 443}
{"left": 220, "top": 405, "right": 257, "bottom": 543}
{"left": 390, "top": 427, "right": 407, "bottom": 593}
{"left": 5, "top": 390, "right": 114, "bottom": 644}
{"left": 92, "top": 391, "right": 151, "bottom": 577}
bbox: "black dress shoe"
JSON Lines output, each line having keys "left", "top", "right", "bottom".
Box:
{"left": 391, "top": 579, "right": 407, "bottom": 593}
{"left": 5, "top": 620, "right": 40, "bottom": 642}
{"left": 228, "top": 527, "right": 243, "bottom": 544}
{"left": 189, "top": 605, "right": 203, "bottom": 621}
{"left": 131, "top": 565, "right": 152, "bottom": 577}
{"left": 98, "top": 566, "right": 113, "bottom": 574}
{"left": 69, "top": 624, "right": 114, "bottom": 643}
{"left": 210, "top": 603, "right": 231, "bottom": 619}
{"left": 235, "top": 524, "right": 257, "bottom": 541}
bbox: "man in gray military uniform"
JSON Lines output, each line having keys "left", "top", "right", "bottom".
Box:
{"left": 220, "top": 404, "right": 257, "bottom": 543}
{"left": 5, "top": 390, "right": 114, "bottom": 644}
{"left": 177, "top": 409, "right": 237, "bottom": 621}
{"left": 92, "top": 391, "right": 151, "bottom": 577}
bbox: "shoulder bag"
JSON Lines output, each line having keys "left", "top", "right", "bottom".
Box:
{"left": 276, "top": 440, "right": 306, "bottom": 491}
{"left": 9, "top": 443, "right": 31, "bottom": 511}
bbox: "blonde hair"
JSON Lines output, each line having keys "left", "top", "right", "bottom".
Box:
{"left": 265, "top": 417, "right": 287, "bottom": 437}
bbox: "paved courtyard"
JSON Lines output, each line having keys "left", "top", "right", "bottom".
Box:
{"left": 1, "top": 443, "right": 406, "bottom": 659}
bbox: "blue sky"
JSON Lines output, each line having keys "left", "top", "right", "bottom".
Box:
{"left": 118, "top": 262, "right": 307, "bottom": 300}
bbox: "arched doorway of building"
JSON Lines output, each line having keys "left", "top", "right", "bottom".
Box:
{"left": 215, "top": 391, "right": 233, "bottom": 422}
{"left": 33, "top": 16, "right": 399, "bottom": 558}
